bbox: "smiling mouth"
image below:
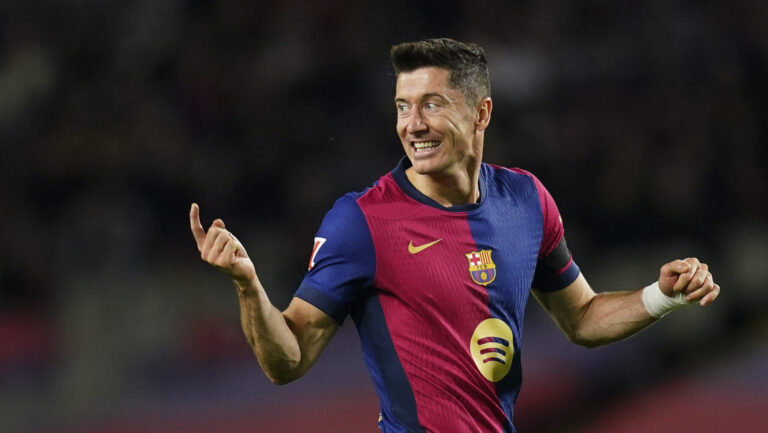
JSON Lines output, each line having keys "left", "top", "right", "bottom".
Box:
{"left": 412, "top": 141, "right": 441, "bottom": 153}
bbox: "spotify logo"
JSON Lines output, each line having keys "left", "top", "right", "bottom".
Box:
{"left": 470, "top": 318, "right": 515, "bottom": 382}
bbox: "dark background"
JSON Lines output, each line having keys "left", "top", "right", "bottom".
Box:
{"left": 2, "top": 1, "right": 767, "bottom": 432}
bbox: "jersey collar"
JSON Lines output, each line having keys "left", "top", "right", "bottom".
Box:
{"left": 390, "top": 157, "right": 487, "bottom": 212}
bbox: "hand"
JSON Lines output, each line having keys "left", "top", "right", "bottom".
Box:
{"left": 190, "top": 203, "right": 256, "bottom": 288}
{"left": 658, "top": 257, "right": 720, "bottom": 307}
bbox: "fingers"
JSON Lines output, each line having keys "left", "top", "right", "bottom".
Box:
{"left": 200, "top": 225, "right": 239, "bottom": 263}
{"left": 191, "top": 203, "right": 231, "bottom": 260}
{"left": 208, "top": 229, "right": 231, "bottom": 262}
{"left": 700, "top": 284, "right": 721, "bottom": 307}
{"left": 191, "top": 205, "right": 252, "bottom": 282}
{"left": 662, "top": 257, "right": 721, "bottom": 307}
{"left": 224, "top": 238, "right": 241, "bottom": 263}
{"left": 684, "top": 263, "right": 709, "bottom": 295}
{"left": 685, "top": 273, "right": 713, "bottom": 302}
{"left": 201, "top": 222, "right": 226, "bottom": 260}
{"left": 663, "top": 259, "right": 691, "bottom": 277}
{"left": 190, "top": 203, "right": 207, "bottom": 250}
{"left": 672, "top": 257, "right": 700, "bottom": 293}
{"left": 198, "top": 215, "right": 242, "bottom": 265}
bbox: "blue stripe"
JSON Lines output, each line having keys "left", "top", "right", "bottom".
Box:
{"left": 477, "top": 336, "right": 509, "bottom": 346}
{"left": 463, "top": 163, "right": 543, "bottom": 433}
{"left": 481, "top": 348, "right": 508, "bottom": 356}
{"left": 352, "top": 293, "right": 426, "bottom": 433}
{"left": 539, "top": 261, "right": 581, "bottom": 292}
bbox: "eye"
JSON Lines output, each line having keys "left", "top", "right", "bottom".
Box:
{"left": 396, "top": 103, "right": 410, "bottom": 114}
{"left": 425, "top": 102, "right": 438, "bottom": 111}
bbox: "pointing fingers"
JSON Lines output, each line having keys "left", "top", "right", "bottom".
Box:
{"left": 190, "top": 204, "right": 253, "bottom": 283}
{"left": 190, "top": 203, "right": 207, "bottom": 251}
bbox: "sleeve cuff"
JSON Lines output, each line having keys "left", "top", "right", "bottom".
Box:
{"left": 294, "top": 282, "right": 349, "bottom": 326}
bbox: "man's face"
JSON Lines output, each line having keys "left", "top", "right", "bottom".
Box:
{"left": 395, "top": 67, "right": 479, "bottom": 176}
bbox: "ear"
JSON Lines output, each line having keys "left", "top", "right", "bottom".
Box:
{"left": 474, "top": 97, "right": 492, "bottom": 132}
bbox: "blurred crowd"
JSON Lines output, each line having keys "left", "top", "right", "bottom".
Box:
{"left": 1, "top": 1, "right": 767, "bottom": 432}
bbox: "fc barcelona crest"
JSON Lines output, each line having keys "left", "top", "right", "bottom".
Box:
{"left": 466, "top": 250, "right": 497, "bottom": 286}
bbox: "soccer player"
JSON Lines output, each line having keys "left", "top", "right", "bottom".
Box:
{"left": 189, "top": 38, "right": 720, "bottom": 433}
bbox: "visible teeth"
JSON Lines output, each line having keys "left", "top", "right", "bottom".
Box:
{"left": 414, "top": 141, "right": 441, "bottom": 151}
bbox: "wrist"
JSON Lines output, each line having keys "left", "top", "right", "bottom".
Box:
{"left": 233, "top": 275, "right": 258, "bottom": 295}
{"left": 641, "top": 281, "right": 693, "bottom": 318}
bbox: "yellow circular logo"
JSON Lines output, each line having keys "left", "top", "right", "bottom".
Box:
{"left": 470, "top": 318, "right": 515, "bottom": 382}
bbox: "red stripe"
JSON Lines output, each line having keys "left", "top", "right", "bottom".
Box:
{"left": 553, "top": 255, "right": 574, "bottom": 277}
{"left": 308, "top": 239, "right": 323, "bottom": 270}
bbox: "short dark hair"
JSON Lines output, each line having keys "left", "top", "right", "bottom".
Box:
{"left": 390, "top": 38, "right": 491, "bottom": 106}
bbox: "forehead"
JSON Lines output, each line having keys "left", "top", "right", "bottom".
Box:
{"left": 395, "top": 67, "right": 455, "bottom": 100}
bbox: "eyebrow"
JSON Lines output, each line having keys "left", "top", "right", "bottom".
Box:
{"left": 394, "top": 92, "right": 451, "bottom": 103}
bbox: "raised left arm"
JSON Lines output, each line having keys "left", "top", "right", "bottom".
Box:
{"left": 533, "top": 258, "right": 720, "bottom": 348}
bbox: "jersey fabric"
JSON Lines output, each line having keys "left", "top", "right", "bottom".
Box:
{"left": 295, "top": 158, "right": 580, "bottom": 433}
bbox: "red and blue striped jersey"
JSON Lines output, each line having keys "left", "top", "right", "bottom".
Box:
{"left": 296, "top": 158, "right": 580, "bottom": 433}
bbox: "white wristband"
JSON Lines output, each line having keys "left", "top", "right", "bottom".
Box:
{"left": 641, "top": 281, "right": 693, "bottom": 318}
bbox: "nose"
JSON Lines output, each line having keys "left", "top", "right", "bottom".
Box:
{"left": 406, "top": 109, "right": 428, "bottom": 135}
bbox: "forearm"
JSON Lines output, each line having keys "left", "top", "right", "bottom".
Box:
{"left": 535, "top": 274, "right": 659, "bottom": 348}
{"left": 568, "top": 289, "right": 656, "bottom": 348}
{"left": 538, "top": 261, "right": 719, "bottom": 349}
{"left": 235, "top": 277, "right": 302, "bottom": 384}
{"left": 191, "top": 204, "right": 337, "bottom": 384}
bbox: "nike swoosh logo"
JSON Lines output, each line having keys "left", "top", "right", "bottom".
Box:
{"left": 408, "top": 238, "right": 442, "bottom": 254}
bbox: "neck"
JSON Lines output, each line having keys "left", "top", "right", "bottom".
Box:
{"left": 405, "top": 158, "right": 482, "bottom": 207}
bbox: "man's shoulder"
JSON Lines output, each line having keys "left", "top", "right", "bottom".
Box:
{"left": 348, "top": 171, "right": 411, "bottom": 206}
{"left": 483, "top": 163, "right": 541, "bottom": 198}
{"left": 484, "top": 162, "right": 538, "bottom": 180}
{"left": 324, "top": 171, "right": 401, "bottom": 217}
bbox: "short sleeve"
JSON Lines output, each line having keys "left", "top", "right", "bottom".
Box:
{"left": 294, "top": 193, "right": 376, "bottom": 325}
{"left": 521, "top": 171, "right": 581, "bottom": 292}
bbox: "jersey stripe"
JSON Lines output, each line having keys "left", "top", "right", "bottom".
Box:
{"left": 352, "top": 292, "right": 426, "bottom": 433}
{"left": 466, "top": 164, "right": 545, "bottom": 432}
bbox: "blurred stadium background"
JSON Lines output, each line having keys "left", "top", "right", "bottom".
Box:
{"left": 2, "top": 0, "right": 767, "bottom": 432}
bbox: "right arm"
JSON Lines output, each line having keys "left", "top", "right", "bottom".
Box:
{"left": 190, "top": 203, "right": 338, "bottom": 384}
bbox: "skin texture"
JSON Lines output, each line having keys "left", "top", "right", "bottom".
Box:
{"left": 190, "top": 66, "right": 721, "bottom": 383}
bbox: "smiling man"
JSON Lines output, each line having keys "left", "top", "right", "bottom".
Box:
{"left": 190, "top": 38, "right": 720, "bottom": 433}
